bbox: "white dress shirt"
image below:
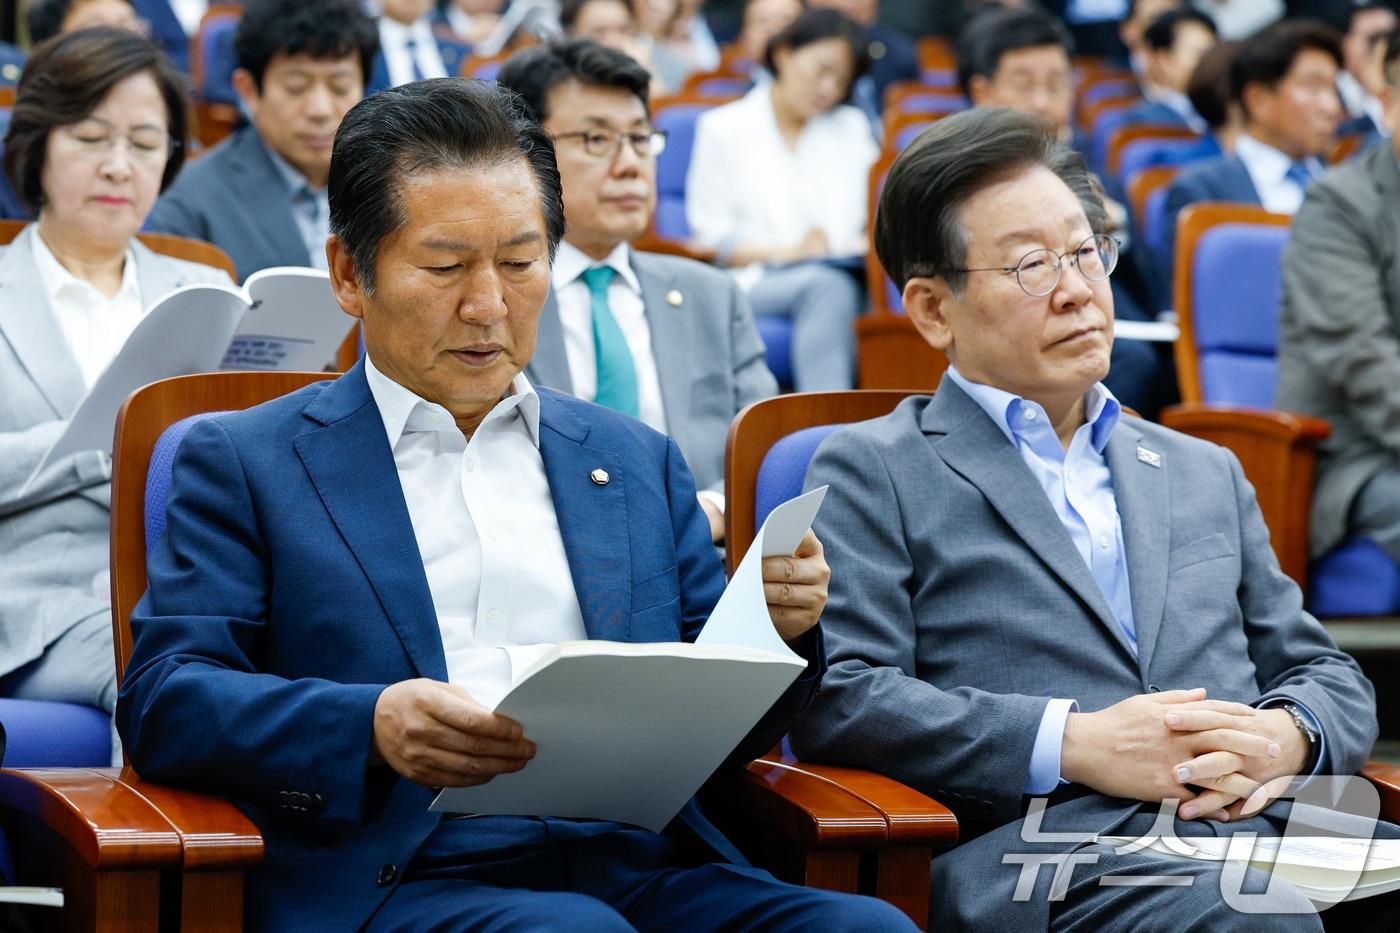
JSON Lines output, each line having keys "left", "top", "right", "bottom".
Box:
{"left": 551, "top": 241, "right": 668, "bottom": 435}
{"left": 686, "top": 86, "right": 879, "bottom": 286}
{"left": 32, "top": 231, "right": 144, "bottom": 390}
{"left": 378, "top": 17, "right": 449, "bottom": 88}
{"left": 169, "top": 0, "right": 208, "bottom": 35}
{"left": 364, "top": 355, "right": 587, "bottom": 709}
{"left": 1234, "top": 134, "right": 1324, "bottom": 216}
{"left": 1337, "top": 71, "right": 1387, "bottom": 135}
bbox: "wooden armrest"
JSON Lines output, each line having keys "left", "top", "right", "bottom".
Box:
{"left": 113, "top": 768, "right": 263, "bottom": 871}
{"left": 0, "top": 767, "right": 181, "bottom": 869}
{"left": 1361, "top": 760, "right": 1400, "bottom": 825}
{"left": 738, "top": 754, "right": 958, "bottom": 850}
{"left": 1160, "top": 403, "right": 1331, "bottom": 586}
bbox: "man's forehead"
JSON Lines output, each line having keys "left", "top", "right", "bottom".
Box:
{"left": 394, "top": 161, "right": 546, "bottom": 236}
{"left": 267, "top": 51, "right": 362, "bottom": 75}
{"left": 997, "top": 46, "right": 1071, "bottom": 76}
{"left": 546, "top": 80, "right": 647, "bottom": 125}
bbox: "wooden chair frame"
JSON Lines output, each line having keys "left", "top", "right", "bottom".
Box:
{"left": 1125, "top": 165, "right": 1181, "bottom": 239}
{"left": 1105, "top": 124, "right": 1201, "bottom": 178}
{"left": 1077, "top": 92, "right": 1142, "bottom": 136}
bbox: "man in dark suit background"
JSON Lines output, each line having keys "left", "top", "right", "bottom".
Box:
{"left": 118, "top": 76, "right": 911, "bottom": 933}
{"left": 1119, "top": 7, "right": 1218, "bottom": 132}
{"left": 367, "top": 0, "right": 471, "bottom": 94}
{"left": 498, "top": 40, "right": 777, "bottom": 544}
{"left": 146, "top": 0, "right": 378, "bottom": 280}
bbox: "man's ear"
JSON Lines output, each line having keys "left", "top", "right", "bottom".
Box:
{"left": 326, "top": 235, "right": 366, "bottom": 322}
{"left": 1239, "top": 80, "right": 1271, "bottom": 129}
{"left": 902, "top": 276, "right": 955, "bottom": 355}
{"left": 231, "top": 68, "right": 261, "bottom": 118}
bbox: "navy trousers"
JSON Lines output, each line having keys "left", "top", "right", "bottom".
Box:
{"left": 363, "top": 815, "right": 913, "bottom": 932}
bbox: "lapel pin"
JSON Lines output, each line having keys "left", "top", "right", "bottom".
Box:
{"left": 665, "top": 289, "right": 684, "bottom": 307}
{"left": 590, "top": 468, "right": 610, "bottom": 486}
{"left": 1136, "top": 446, "right": 1162, "bottom": 468}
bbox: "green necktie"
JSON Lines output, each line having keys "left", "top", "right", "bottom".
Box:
{"left": 580, "top": 266, "right": 639, "bottom": 419}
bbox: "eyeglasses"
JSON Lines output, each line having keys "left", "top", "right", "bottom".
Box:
{"left": 60, "top": 119, "right": 178, "bottom": 166}
{"left": 943, "top": 233, "right": 1119, "bottom": 297}
{"left": 553, "top": 128, "right": 668, "bottom": 160}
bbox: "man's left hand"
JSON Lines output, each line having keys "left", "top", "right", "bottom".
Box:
{"left": 761, "top": 528, "right": 828, "bottom": 642}
{"left": 1165, "top": 706, "right": 1309, "bottom": 820}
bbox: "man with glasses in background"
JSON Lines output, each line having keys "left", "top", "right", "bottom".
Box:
{"left": 498, "top": 40, "right": 777, "bottom": 545}
{"left": 789, "top": 107, "right": 1390, "bottom": 930}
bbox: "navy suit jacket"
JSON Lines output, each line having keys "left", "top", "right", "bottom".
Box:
{"left": 146, "top": 127, "right": 311, "bottom": 282}
{"left": 1119, "top": 98, "right": 1191, "bottom": 130}
{"left": 1161, "top": 153, "right": 1261, "bottom": 282}
{"left": 367, "top": 33, "right": 471, "bottom": 95}
{"left": 116, "top": 362, "right": 823, "bottom": 931}
{"left": 130, "top": 0, "right": 192, "bottom": 73}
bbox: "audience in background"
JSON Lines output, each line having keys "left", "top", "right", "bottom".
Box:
{"left": 1278, "top": 25, "right": 1400, "bottom": 575}
{"left": 368, "top": 0, "right": 470, "bottom": 93}
{"left": 659, "top": 0, "right": 723, "bottom": 73}
{"left": 1194, "top": 0, "right": 1283, "bottom": 39}
{"left": 1119, "top": 0, "right": 1182, "bottom": 85}
{"left": 809, "top": 0, "right": 920, "bottom": 120}
{"left": 1337, "top": 1, "right": 1397, "bottom": 137}
{"left": 145, "top": 0, "right": 378, "bottom": 281}
{"left": 27, "top": 0, "right": 144, "bottom": 45}
{"left": 499, "top": 40, "right": 777, "bottom": 543}
{"left": 128, "top": 0, "right": 201, "bottom": 72}
{"left": 1121, "top": 7, "right": 1218, "bottom": 132}
{"left": 0, "top": 27, "right": 228, "bottom": 755}
{"left": 734, "top": 0, "right": 804, "bottom": 77}
{"left": 1164, "top": 19, "right": 1343, "bottom": 267}
{"left": 433, "top": 0, "right": 507, "bottom": 46}
{"left": 562, "top": 0, "right": 691, "bottom": 92}
{"left": 687, "top": 8, "right": 876, "bottom": 391}
{"left": 1185, "top": 36, "right": 1242, "bottom": 151}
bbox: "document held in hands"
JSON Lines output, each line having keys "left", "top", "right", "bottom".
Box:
{"left": 22, "top": 268, "right": 354, "bottom": 493}
{"left": 430, "top": 486, "right": 829, "bottom": 831}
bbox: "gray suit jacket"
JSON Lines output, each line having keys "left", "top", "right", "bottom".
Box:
{"left": 1277, "top": 141, "right": 1400, "bottom": 556}
{"left": 0, "top": 225, "right": 230, "bottom": 677}
{"left": 525, "top": 250, "right": 777, "bottom": 495}
{"left": 790, "top": 378, "right": 1376, "bottom": 927}
{"left": 145, "top": 127, "right": 311, "bottom": 283}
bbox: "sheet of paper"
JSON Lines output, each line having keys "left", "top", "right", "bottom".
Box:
{"left": 21, "top": 284, "right": 246, "bottom": 492}
{"left": 223, "top": 268, "right": 356, "bottom": 371}
{"left": 695, "top": 485, "right": 828, "bottom": 655}
{"left": 0, "top": 887, "right": 63, "bottom": 907}
{"left": 1114, "top": 320, "right": 1179, "bottom": 343}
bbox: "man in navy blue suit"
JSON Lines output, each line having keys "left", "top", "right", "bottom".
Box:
{"left": 117, "top": 77, "right": 911, "bottom": 933}
{"left": 1162, "top": 19, "right": 1343, "bottom": 275}
{"left": 367, "top": 0, "right": 471, "bottom": 93}
{"left": 1119, "top": 8, "right": 1218, "bottom": 132}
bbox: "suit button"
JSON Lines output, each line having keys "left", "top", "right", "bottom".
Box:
{"left": 377, "top": 864, "right": 398, "bottom": 887}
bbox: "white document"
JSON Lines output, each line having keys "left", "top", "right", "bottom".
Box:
{"left": 430, "top": 486, "right": 829, "bottom": 831}
{"left": 0, "top": 887, "right": 63, "bottom": 907}
{"left": 21, "top": 268, "right": 353, "bottom": 493}
{"left": 1113, "top": 320, "right": 1180, "bottom": 343}
{"left": 1096, "top": 835, "right": 1400, "bottom": 902}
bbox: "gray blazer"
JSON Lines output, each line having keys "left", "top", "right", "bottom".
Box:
{"left": 790, "top": 378, "right": 1376, "bottom": 928}
{"left": 0, "top": 225, "right": 230, "bottom": 677}
{"left": 1277, "top": 141, "right": 1400, "bottom": 556}
{"left": 526, "top": 249, "right": 777, "bottom": 495}
{"left": 145, "top": 126, "right": 310, "bottom": 283}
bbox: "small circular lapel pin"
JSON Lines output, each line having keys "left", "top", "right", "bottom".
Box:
{"left": 590, "top": 468, "right": 610, "bottom": 485}
{"left": 666, "top": 289, "right": 684, "bottom": 307}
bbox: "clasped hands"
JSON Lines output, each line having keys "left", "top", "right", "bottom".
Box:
{"left": 369, "top": 529, "right": 829, "bottom": 787}
{"left": 1061, "top": 687, "right": 1310, "bottom": 823}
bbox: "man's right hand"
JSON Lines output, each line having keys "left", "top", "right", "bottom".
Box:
{"left": 1060, "top": 688, "right": 1279, "bottom": 814}
{"left": 371, "top": 679, "right": 535, "bottom": 787}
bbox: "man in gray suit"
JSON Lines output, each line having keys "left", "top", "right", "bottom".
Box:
{"left": 498, "top": 40, "right": 778, "bottom": 543}
{"left": 1278, "top": 27, "right": 1400, "bottom": 569}
{"left": 790, "top": 108, "right": 1389, "bottom": 930}
{"left": 145, "top": 0, "right": 380, "bottom": 281}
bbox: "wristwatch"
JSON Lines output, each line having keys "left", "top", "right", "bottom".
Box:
{"left": 1281, "top": 703, "right": 1320, "bottom": 771}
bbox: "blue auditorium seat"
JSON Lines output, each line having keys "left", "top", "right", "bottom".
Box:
{"left": 145, "top": 413, "right": 228, "bottom": 552}
{"left": 755, "top": 425, "right": 845, "bottom": 529}
{"left": 652, "top": 102, "right": 708, "bottom": 241}
{"left": 0, "top": 699, "right": 109, "bottom": 768}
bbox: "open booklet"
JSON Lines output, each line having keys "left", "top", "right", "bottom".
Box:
{"left": 1096, "top": 834, "right": 1400, "bottom": 902}
{"left": 22, "top": 267, "right": 355, "bottom": 494}
{"left": 430, "top": 486, "right": 829, "bottom": 832}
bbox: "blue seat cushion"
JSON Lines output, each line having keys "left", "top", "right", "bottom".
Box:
{"left": 1310, "top": 538, "right": 1400, "bottom": 617}
{"left": 754, "top": 316, "right": 794, "bottom": 390}
{"left": 755, "top": 424, "right": 847, "bottom": 528}
{"left": 0, "top": 698, "right": 109, "bottom": 767}
{"left": 145, "top": 412, "right": 229, "bottom": 553}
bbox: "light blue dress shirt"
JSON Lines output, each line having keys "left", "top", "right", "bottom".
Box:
{"left": 946, "top": 368, "right": 1325, "bottom": 794}
{"left": 262, "top": 138, "right": 330, "bottom": 271}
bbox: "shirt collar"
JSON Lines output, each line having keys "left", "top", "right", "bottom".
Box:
{"left": 1235, "top": 133, "right": 1322, "bottom": 185}
{"left": 259, "top": 132, "right": 322, "bottom": 196}
{"left": 379, "top": 16, "right": 435, "bottom": 46}
{"left": 1157, "top": 89, "right": 1207, "bottom": 134}
{"left": 552, "top": 240, "right": 641, "bottom": 295}
{"left": 946, "top": 364, "right": 1120, "bottom": 454}
{"left": 31, "top": 228, "right": 139, "bottom": 306}
{"left": 364, "top": 353, "right": 541, "bottom": 449}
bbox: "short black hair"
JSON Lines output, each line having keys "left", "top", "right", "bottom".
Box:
{"left": 5, "top": 27, "right": 188, "bottom": 212}
{"left": 1348, "top": 1, "right": 1400, "bottom": 33}
{"left": 329, "top": 78, "right": 565, "bottom": 293}
{"left": 1187, "top": 39, "right": 1238, "bottom": 131}
{"left": 1143, "top": 8, "right": 1216, "bottom": 52}
{"left": 497, "top": 39, "right": 652, "bottom": 124}
{"left": 763, "top": 7, "right": 870, "bottom": 86}
{"left": 559, "top": 0, "right": 636, "bottom": 32}
{"left": 234, "top": 0, "right": 380, "bottom": 90}
{"left": 956, "top": 7, "right": 1073, "bottom": 98}
{"left": 26, "top": 0, "right": 134, "bottom": 44}
{"left": 1228, "top": 19, "right": 1342, "bottom": 118}
{"left": 874, "top": 107, "right": 1106, "bottom": 294}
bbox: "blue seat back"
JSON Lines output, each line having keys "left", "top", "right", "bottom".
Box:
{"left": 653, "top": 103, "right": 709, "bottom": 240}
{"left": 199, "top": 14, "right": 241, "bottom": 105}
{"left": 1190, "top": 223, "right": 1288, "bottom": 408}
{"left": 145, "top": 412, "right": 229, "bottom": 553}
{"left": 1117, "top": 136, "right": 1204, "bottom": 182}
{"left": 755, "top": 424, "right": 847, "bottom": 529}
{"left": 754, "top": 316, "right": 794, "bottom": 390}
{"left": 1312, "top": 539, "right": 1400, "bottom": 616}
{"left": 1141, "top": 182, "right": 1172, "bottom": 260}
